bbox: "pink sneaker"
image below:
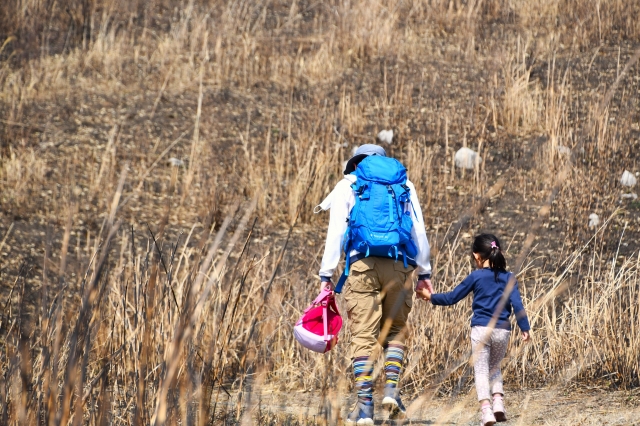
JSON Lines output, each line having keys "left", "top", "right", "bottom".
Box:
{"left": 481, "top": 405, "right": 496, "bottom": 426}
{"left": 492, "top": 397, "right": 507, "bottom": 422}
{"left": 493, "top": 398, "right": 507, "bottom": 422}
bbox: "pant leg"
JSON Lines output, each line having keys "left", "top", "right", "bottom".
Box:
{"left": 471, "top": 326, "right": 492, "bottom": 402}
{"left": 488, "top": 329, "right": 511, "bottom": 396}
{"left": 376, "top": 258, "right": 414, "bottom": 346}
{"left": 343, "top": 258, "right": 382, "bottom": 359}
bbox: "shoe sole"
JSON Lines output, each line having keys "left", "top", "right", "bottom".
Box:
{"left": 382, "top": 397, "right": 406, "bottom": 419}
{"left": 494, "top": 411, "right": 507, "bottom": 422}
{"left": 481, "top": 413, "right": 497, "bottom": 426}
{"left": 381, "top": 396, "right": 398, "bottom": 410}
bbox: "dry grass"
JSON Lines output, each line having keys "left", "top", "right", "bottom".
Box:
{"left": 1, "top": 0, "right": 640, "bottom": 424}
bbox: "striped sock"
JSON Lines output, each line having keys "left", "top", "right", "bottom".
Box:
{"left": 353, "top": 356, "right": 374, "bottom": 405}
{"left": 384, "top": 343, "right": 405, "bottom": 387}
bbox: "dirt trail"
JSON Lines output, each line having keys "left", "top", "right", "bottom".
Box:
{"left": 218, "top": 388, "right": 640, "bottom": 425}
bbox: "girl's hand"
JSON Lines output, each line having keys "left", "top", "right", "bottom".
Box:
{"left": 416, "top": 287, "right": 431, "bottom": 301}
{"left": 521, "top": 331, "right": 530, "bottom": 342}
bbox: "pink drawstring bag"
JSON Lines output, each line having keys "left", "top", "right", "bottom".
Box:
{"left": 294, "top": 287, "right": 343, "bottom": 353}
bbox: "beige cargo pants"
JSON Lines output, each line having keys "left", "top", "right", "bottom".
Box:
{"left": 343, "top": 257, "right": 415, "bottom": 359}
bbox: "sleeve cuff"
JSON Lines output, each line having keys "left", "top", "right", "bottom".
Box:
{"left": 418, "top": 274, "right": 431, "bottom": 281}
{"left": 515, "top": 311, "right": 530, "bottom": 331}
{"left": 320, "top": 276, "right": 332, "bottom": 282}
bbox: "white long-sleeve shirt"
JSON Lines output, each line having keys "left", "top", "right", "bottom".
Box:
{"left": 317, "top": 174, "right": 431, "bottom": 279}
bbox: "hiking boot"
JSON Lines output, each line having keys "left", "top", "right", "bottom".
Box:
{"left": 345, "top": 401, "right": 374, "bottom": 425}
{"left": 492, "top": 398, "right": 507, "bottom": 422}
{"left": 481, "top": 405, "right": 497, "bottom": 426}
{"left": 381, "top": 385, "right": 407, "bottom": 419}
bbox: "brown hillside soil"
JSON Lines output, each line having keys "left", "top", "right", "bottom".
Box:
{"left": 2, "top": 40, "right": 639, "bottom": 342}
{"left": 0, "top": 42, "right": 636, "bottom": 276}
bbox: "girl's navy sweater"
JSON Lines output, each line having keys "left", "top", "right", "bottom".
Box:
{"left": 430, "top": 268, "right": 530, "bottom": 331}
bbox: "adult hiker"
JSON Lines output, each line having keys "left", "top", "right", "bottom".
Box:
{"left": 316, "top": 144, "right": 432, "bottom": 425}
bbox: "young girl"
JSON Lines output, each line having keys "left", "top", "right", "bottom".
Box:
{"left": 419, "top": 234, "right": 530, "bottom": 426}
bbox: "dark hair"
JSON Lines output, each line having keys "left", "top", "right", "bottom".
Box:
{"left": 472, "top": 233, "right": 506, "bottom": 280}
{"left": 343, "top": 154, "right": 368, "bottom": 174}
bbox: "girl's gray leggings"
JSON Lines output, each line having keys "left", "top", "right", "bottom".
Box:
{"left": 470, "top": 326, "right": 511, "bottom": 402}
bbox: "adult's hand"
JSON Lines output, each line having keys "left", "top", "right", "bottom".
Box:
{"left": 415, "top": 279, "right": 433, "bottom": 301}
{"left": 320, "top": 279, "right": 334, "bottom": 292}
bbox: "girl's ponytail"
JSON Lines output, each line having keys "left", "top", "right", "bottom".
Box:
{"left": 472, "top": 234, "right": 507, "bottom": 280}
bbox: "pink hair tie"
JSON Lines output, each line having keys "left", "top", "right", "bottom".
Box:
{"left": 491, "top": 241, "right": 498, "bottom": 249}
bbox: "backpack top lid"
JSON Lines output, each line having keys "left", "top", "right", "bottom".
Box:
{"left": 354, "top": 155, "right": 406, "bottom": 185}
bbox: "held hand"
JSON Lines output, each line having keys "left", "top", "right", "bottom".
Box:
{"left": 415, "top": 279, "right": 433, "bottom": 293}
{"left": 415, "top": 279, "right": 433, "bottom": 301}
{"left": 521, "top": 331, "right": 530, "bottom": 342}
{"left": 320, "top": 279, "right": 334, "bottom": 292}
{"left": 417, "top": 287, "right": 431, "bottom": 301}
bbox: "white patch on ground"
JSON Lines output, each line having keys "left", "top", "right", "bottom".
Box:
{"left": 167, "top": 157, "right": 184, "bottom": 167}
{"left": 620, "top": 170, "right": 637, "bottom": 187}
{"left": 377, "top": 129, "right": 393, "bottom": 144}
{"left": 455, "top": 147, "right": 482, "bottom": 169}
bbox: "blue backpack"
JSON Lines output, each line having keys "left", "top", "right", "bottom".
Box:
{"left": 342, "top": 155, "right": 418, "bottom": 279}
